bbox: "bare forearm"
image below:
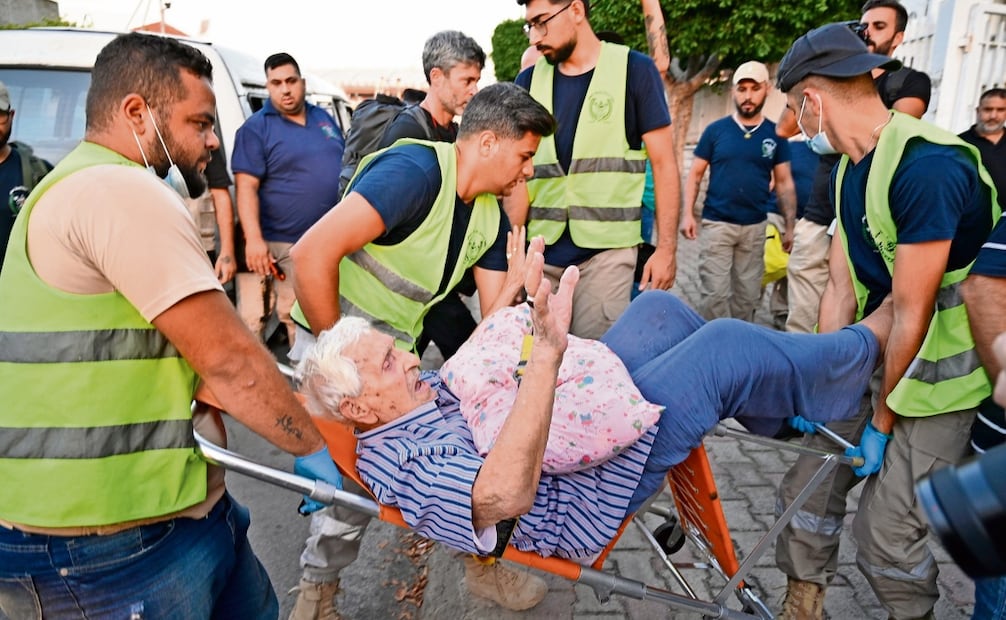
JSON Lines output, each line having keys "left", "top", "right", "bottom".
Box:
{"left": 211, "top": 188, "right": 235, "bottom": 256}
{"left": 290, "top": 244, "right": 342, "bottom": 335}
{"left": 875, "top": 309, "right": 933, "bottom": 432}
{"left": 472, "top": 346, "right": 562, "bottom": 529}
{"left": 235, "top": 177, "right": 264, "bottom": 243}
{"left": 817, "top": 279, "right": 857, "bottom": 333}
{"left": 651, "top": 157, "right": 681, "bottom": 250}
{"left": 962, "top": 275, "right": 1006, "bottom": 379}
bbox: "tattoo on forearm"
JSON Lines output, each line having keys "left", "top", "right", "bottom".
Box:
{"left": 276, "top": 415, "right": 304, "bottom": 440}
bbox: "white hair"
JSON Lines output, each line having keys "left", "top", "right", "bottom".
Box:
{"left": 295, "top": 317, "right": 371, "bottom": 423}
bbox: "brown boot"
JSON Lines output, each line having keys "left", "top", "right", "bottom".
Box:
{"left": 287, "top": 578, "right": 341, "bottom": 620}
{"left": 463, "top": 556, "right": 548, "bottom": 611}
{"left": 780, "top": 578, "right": 825, "bottom": 620}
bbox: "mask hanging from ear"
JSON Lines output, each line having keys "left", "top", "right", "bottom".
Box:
{"left": 797, "top": 95, "right": 840, "bottom": 156}
{"left": 131, "top": 105, "right": 191, "bottom": 199}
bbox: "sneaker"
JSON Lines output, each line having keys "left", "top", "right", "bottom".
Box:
{"left": 780, "top": 578, "right": 825, "bottom": 620}
{"left": 463, "top": 556, "right": 548, "bottom": 611}
{"left": 287, "top": 578, "right": 341, "bottom": 620}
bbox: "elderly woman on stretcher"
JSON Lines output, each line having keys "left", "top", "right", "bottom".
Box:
{"left": 295, "top": 234, "right": 893, "bottom": 563}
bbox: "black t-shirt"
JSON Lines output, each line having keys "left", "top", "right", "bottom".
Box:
{"left": 205, "top": 147, "right": 232, "bottom": 190}
{"left": 0, "top": 148, "right": 24, "bottom": 267}
{"left": 801, "top": 67, "right": 933, "bottom": 226}
{"left": 959, "top": 126, "right": 1006, "bottom": 202}
{"left": 378, "top": 106, "right": 457, "bottom": 149}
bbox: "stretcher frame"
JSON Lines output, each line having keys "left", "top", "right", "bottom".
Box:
{"left": 194, "top": 390, "right": 860, "bottom": 619}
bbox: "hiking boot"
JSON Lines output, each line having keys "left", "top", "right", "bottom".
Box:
{"left": 463, "top": 556, "right": 548, "bottom": 611}
{"left": 287, "top": 578, "right": 341, "bottom": 620}
{"left": 780, "top": 578, "right": 825, "bottom": 620}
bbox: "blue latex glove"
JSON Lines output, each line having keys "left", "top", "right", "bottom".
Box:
{"left": 293, "top": 445, "right": 343, "bottom": 515}
{"left": 788, "top": 415, "right": 818, "bottom": 435}
{"left": 844, "top": 423, "right": 892, "bottom": 477}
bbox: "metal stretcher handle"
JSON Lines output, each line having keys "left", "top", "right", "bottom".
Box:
{"left": 713, "top": 425, "right": 865, "bottom": 468}
{"left": 193, "top": 430, "right": 379, "bottom": 518}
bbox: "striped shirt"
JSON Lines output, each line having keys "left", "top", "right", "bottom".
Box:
{"left": 970, "top": 219, "right": 1006, "bottom": 454}
{"left": 355, "top": 373, "right": 657, "bottom": 561}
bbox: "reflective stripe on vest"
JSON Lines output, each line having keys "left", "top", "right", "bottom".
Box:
{"left": 290, "top": 139, "right": 501, "bottom": 350}
{"left": 526, "top": 42, "right": 646, "bottom": 248}
{"left": 0, "top": 141, "right": 205, "bottom": 528}
{"left": 834, "top": 112, "right": 1001, "bottom": 416}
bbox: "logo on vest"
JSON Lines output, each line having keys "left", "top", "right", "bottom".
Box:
{"left": 761, "top": 139, "right": 777, "bottom": 159}
{"left": 464, "top": 231, "right": 489, "bottom": 266}
{"left": 588, "top": 92, "right": 614, "bottom": 123}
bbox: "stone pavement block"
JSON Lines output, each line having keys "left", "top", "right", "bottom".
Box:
{"left": 748, "top": 449, "right": 801, "bottom": 475}
{"left": 737, "top": 485, "right": 779, "bottom": 517}
{"left": 718, "top": 464, "right": 772, "bottom": 488}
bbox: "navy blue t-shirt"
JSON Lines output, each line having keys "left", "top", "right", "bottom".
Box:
{"left": 836, "top": 140, "right": 995, "bottom": 314}
{"left": 972, "top": 218, "right": 1006, "bottom": 277}
{"left": 349, "top": 143, "right": 508, "bottom": 295}
{"left": 231, "top": 100, "right": 345, "bottom": 243}
{"left": 516, "top": 51, "right": 670, "bottom": 267}
{"left": 0, "top": 148, "right": 24, "bottom": 268}
{"left": 695, "top": 117, "right": 791, "bottom": 225}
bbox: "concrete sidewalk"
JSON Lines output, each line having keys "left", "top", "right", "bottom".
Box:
{"left": 233, "top": 233, "right": 975, "bottom": 619}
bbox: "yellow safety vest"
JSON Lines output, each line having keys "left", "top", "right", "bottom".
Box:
{"left": 526, "top": 42, "right": 646, "bottom": 248}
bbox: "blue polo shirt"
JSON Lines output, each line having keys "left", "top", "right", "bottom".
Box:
{"left": 695, "top": 116, "right": 790, "bottom": 225}
{"left": 836, "top": 141, "right": 994, "bottom": 315}
{"left": 232, "top": 100, "right": 345, "bottom": 243}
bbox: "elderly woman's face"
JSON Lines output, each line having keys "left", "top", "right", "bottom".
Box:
{"left": 340, "top": 330, "right": 436, "bottom": 426}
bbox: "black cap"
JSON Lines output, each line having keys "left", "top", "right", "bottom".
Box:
{"left": 777, "top": 21, "right": 902, "bottom": 92}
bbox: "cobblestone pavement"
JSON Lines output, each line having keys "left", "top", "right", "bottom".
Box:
{"left": 245, "top": 233, "right": 975, "bottom": 619}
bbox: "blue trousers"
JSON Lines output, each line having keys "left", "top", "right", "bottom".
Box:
{"left": 0, "top": 493, "right": 278, "bottom": 619}
{"left": 599, "top": 292, "right": 880, "bottom": 514}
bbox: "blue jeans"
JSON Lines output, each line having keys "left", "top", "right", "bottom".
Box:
{"left": 975, "top": 576, "right": 1006, "bottom": 619}
{"left": 600, "top": 292, "right": 880, "bottom": 514}
{"left": 0, "top": 493, "right": 278, "bottom": 619}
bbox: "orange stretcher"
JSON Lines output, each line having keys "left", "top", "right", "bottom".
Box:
{"left": 193, "top": 381, "right": 859, "bottom": 619}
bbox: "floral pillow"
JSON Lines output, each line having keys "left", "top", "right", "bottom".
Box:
{"left": 440, "top": 304, "right": 663, "bottom": 473}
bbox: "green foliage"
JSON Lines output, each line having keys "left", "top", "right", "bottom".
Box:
{"left": 590, "top": 0, "right": 863, "bottom": 70}
{"left": 492, "top": 19, "right": 530, "bottom": 82}
{"left": 489, "top": 0, "right": 863, "bottom": 78}
{"left": 0, "top": 17, "right": 76, "bottom": 30}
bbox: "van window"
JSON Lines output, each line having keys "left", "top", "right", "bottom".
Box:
{"left": 0, "top": 69, "right": 91, "bottom": 165}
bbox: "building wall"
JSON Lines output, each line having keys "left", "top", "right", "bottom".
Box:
{"left": 0, "top": 0, "right": 58, "bottom": 25}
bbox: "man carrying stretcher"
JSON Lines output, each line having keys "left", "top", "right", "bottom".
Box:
{"left": 295, "top": 239, "right": 893, "bottom": 561}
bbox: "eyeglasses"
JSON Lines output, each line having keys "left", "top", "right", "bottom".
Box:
{"left": 523, "top": 2, "right": 574, "bottom": 38}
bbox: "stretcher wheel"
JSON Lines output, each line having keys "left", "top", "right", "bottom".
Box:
{"left": 653, "top": 516, "right": 686, "bottom": 554}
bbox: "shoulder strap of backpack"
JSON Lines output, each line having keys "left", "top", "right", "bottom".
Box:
{"left": 400, "top": 104, "right": 436, "bottom": 141}
{"left": 882, "top": 67, "right": 910, "bottom": 107}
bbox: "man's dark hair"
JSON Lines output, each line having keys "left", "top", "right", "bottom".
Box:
{"left": 457, "top": 82, "right": 555, "bottom": 141}
{"left": 422, "top": 31, "right": 486, "bottom": 82}
{"left": 86, "top": 32, "right": 213, "bottom": 132}
{"left": 861, "top": 0, "right": 909, "bottom": 33}
{"left": 264, "top": 52, "right": 301, "bottom": 76}
{"left": 517, "top": 0, "right": 590, "bottom": 19}
{"left": 980, "top": 87, "right": 1006, "bottom": 103}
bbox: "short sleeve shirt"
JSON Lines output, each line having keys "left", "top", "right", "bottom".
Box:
{"left": 835, "top": 141, "right": 994, "bottom": 314}
{"left": 694, "top": 116, "right": 791, "bottom": 225}
{"left": 231, "top": 101, "right": 345, "bottom": 243}
{"left": 349, "top": 143, "right": 508, "bottom": 294}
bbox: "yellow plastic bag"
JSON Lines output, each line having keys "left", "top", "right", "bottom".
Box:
{"left": 763, "top": 223, "right": 788, "bottom": 286}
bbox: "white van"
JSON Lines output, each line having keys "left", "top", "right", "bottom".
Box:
{"left": 0, "top": 27, "right": 353, "bottom": 166}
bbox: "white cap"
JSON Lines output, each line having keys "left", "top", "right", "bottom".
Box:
{"left": 733, "top": 61, "right": 769, "bottom": 85}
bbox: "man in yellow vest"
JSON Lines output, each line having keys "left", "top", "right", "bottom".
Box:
{"left": 775, "top": 22, "right": 1000, "bottom": 620}
{"left": 0, "top": 33, "right": 344, "bottom": 617}
{"left": 285, "top": 82, "right": 558, "bottom": 617}
{"left": 511, "top": 0, "right": 681, "bottom": 340}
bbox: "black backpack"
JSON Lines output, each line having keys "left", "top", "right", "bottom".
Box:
{"left": 338, "top": 94, "right": 433, "bottom": 196}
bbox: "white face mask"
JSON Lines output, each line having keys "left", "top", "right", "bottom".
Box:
{"left": 797, "top": 95, "right": 840, "bottom": 156}
{"left": 131, "top": 105, "right": 190, "bottom": 199}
